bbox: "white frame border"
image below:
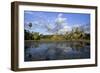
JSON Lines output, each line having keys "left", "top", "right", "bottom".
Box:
{"left": 18, "top": 5, "right": 96, "bottom": 68}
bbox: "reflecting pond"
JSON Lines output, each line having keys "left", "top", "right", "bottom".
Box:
{"left": 24, "top": 41, "right": 90, "bottom": 61}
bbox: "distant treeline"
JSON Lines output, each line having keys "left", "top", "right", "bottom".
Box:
{"left": 24, "top": 27, "right": 90, "bottom": 41}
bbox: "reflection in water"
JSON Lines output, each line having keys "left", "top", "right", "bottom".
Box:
{"left": 24, "top": 41, "right": 90, "bottom": 61}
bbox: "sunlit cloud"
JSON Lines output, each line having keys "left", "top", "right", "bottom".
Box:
{"left": 55, "top": 13, "right": 67, "bottom": 25}
{"left": 54, "top": 14, "right": 72, "bottom": 34}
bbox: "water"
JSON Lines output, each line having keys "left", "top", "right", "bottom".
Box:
{"left": 24, "top": 41, "right": 90, "bottom": 61}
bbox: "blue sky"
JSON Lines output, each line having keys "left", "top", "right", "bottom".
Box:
{"left": 24, "top": 11, "right": 90, "bottom": 35}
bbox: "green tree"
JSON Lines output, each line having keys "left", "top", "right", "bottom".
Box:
{"left": 33, "top": 32, "right": 40, "bottom": 40}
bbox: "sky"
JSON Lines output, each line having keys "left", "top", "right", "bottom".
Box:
{"left": 24, "top": 10, "right": 90, "bottom": 35}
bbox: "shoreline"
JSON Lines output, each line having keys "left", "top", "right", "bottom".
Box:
{"left": 25, "top": 40, "right": 90, "bottom": 43}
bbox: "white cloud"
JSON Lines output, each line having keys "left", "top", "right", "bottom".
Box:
{"left": 58, "top": 25, "right": 71, "bottom": 34}
{"left": 72, "top": 24, "right": 82, "bottom": 28}
{"left": 54, "top": 13, "right": 72, "bottom": 34}
{"left": 58, "top": 13, "right": 63, "bottom": 17}
{"left": 55, "top": 13, "right": 67, "bottom": 25}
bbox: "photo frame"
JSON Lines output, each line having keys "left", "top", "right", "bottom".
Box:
{"left": 11, "top": 1, "right": 97, "bottom": 71}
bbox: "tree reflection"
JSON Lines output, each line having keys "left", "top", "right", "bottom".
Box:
{"left": 24, "top": 41, "right": 90, "bottom": 61}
